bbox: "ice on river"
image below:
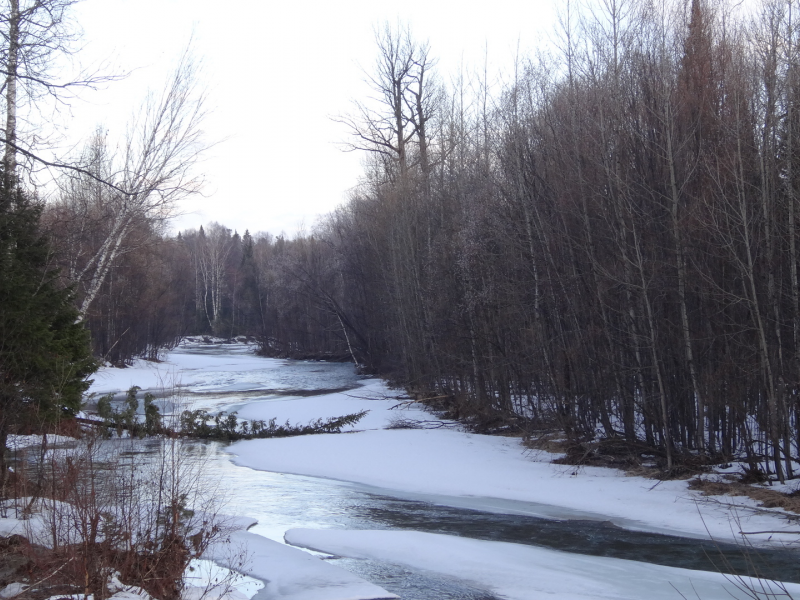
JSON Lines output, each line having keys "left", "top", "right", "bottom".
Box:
{"left": 285, "top": 528, "right": 800, "bottom": 600}
{"left": 88, "top": 342, "right": 362, "bottom": 400}
{"left": 207, "top": 531, "right": 398, "bottom": 600}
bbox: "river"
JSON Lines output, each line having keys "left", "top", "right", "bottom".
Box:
{"left": 93, "top": 342, "right": 800, "bottom": 600}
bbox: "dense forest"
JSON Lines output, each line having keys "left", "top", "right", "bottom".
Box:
{"left": 34, "top": 0, "right": 800, "bottom": 480}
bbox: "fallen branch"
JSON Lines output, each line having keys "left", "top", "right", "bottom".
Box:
{"left": 386, "top": 417, "right": 460, "bottom": 430}
{"left": 179, "top": 409, "right": 369, "bottom": 441}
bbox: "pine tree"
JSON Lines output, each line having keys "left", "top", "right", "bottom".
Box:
{"left": 0, "top": 176, "right": 96, "bottom": 494}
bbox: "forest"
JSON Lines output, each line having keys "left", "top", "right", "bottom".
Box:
{"left": 15, "top": 1, "right": 800, "bottom": 598}
{"left": 11, "top": 0, "right": 800, "bottom": 484}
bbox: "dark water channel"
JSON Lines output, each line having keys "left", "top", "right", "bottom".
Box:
{"left": 99, "top": 345, "right": 800, "bottom": 599}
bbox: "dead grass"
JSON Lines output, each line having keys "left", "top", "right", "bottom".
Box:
{"left": 689, "top": 478, "right": 800, "bottom": 514}
{"left": 522, "top": 431, "right": 568, "bottom": 454}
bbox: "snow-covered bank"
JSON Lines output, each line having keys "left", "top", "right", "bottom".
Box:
{"left": 207, "top": 531, "right": 397, "bottom": 600}
{"left": 88, "top": 345, "right": 266, "bottom": 394}
{"left": 285, "top": 528, "right": 799, "bottom": 600}
{"left": 229, "top": 384, "right": 800, "bottom": 546}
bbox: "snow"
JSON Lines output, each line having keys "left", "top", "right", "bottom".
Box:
{"left": 206, "top": 531, "right": 397, "bottom": 600}
{"left": 0, "top": 501, "right": 396, "bottom": 600}
{"left": 87, "top": 345, "right": 275, "bottom": 395}
{"left": 233, "top": 378, "right": 429, "bottom": 431}
{"left": 182, "top": 586, "right": 250, "bottom": 600}
{"left": 0, "top": 583, "right": 27, "bottom": 598}
{"left": 196, "top": 507, "right": 398, "bottom": 600}
{"left": 285, "top": 528, "right": 800, "bottom": 600}
{"left": 0, "top": 515, "right": 32, "bottom": 539}
{"left": 0, "top": 498, "right": 77, "bottom": 547}
{"left": 87, "top": 344, "right": 361, "bottom": 400}
{"left": 183, "top": 559, "right": 262, "bottom": 600}
{"left": 43, "top": 585, "right": 157, "bottom": 600}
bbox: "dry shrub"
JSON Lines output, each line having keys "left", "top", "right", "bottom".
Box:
{"left": 7, "top": 429, "right": 230, "bottom": 600}
{"left": 542, "top": 436, "right": 715, "bottom": 478}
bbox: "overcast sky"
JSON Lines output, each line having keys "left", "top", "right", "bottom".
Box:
{"left": 50, "top": 1, "right": 559, "bottom": 236}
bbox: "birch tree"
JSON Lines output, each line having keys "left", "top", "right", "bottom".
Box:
{"left": 196, "top": 222, "right": 234, "bottom": 332}
{"left": 57, "top": 51, "right": 208, "bottom": 320}
{"left": 0, "top": 0, "right": 114, "bottom": 181}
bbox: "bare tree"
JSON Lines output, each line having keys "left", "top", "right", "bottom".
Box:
{"left": 196, "top": 223, "right": 234, "bottom": 332}
{"left": 56, "top": 50, "right": 208, "bottom": 320}
{"left": 0, "top": 0, "right": 114, "bottom": 181}
{"left": 336, "top": 22, "right": 436, "bottom": 181}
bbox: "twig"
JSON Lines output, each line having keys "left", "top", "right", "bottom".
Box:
{"left": 739, "top": 530, "right": 800, "bottom": 535}
{"left": 389, "top": 399, "right": 422, "bottom": 410}
{"left": 5, "top": 556, "right": 77, "bottom": 599}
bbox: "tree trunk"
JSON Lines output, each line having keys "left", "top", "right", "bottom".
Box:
{"left": 4, "top": 0, "right": 19, "bottom": 180}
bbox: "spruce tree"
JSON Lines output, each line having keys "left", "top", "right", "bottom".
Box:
{"left": 0, "top": 176, "right": 96, "bottom": 494}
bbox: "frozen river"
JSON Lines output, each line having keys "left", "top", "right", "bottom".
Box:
{"left": 89, "top": 342, "right": 800, "bottom": 600}
{"left": 193, "top": 443, "right": 800, "bottom": 596}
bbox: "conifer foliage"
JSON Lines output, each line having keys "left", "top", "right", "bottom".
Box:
{"left": 0, "top": 175, "right": 95, "bottom": 485}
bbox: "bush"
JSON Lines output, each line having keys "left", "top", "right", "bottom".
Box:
{"left": 9, "top": 428, "right": 231, "bottom": 600}
{"left": 96, "top": 387, "right": 164, "bottom": 437}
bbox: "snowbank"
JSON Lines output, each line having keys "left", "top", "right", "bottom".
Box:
{"left": 233, "top": 378, "right": 429, "bottom": 431}
{"left": 206, "top": 530, "right": 397, "bottom": 600}
{"left": 6, "top": 434, "right": 78, "bottom": 450}
{"left": 285, "top": 528, "right": 800, "bottom": 600}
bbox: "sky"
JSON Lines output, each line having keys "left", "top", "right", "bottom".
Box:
{"left": 40, "top": 0, "right": 559, "bottom": 237}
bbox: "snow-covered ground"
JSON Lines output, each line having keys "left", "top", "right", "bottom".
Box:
{"left": 75, "top": 343, "right": 800, "bottom": 600}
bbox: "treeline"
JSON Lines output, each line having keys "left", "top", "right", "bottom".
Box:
{"left": 320, "top": 0, "right": 800, "bottom": 479}
{"left": 44, "top": 0, "right": 800, "bottom": 478}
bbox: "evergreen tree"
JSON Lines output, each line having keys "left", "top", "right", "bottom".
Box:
{"left": 0, "top": 177, "right": 96, "bottom": 494}
{"left": 238, "top": 230, "right": 262, "bottom": 335}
